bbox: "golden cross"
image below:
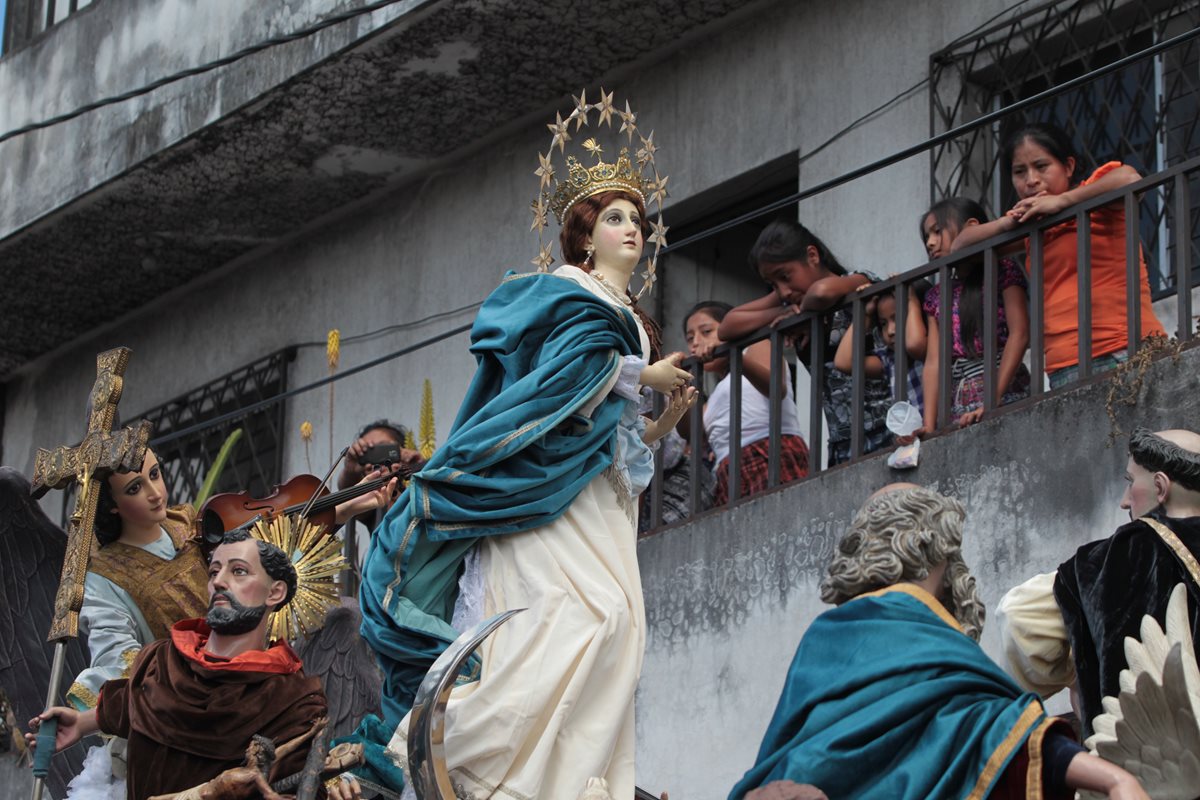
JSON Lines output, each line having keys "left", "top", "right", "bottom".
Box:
{"left": 31, "top": 347, "right": 151, "bottom": 642}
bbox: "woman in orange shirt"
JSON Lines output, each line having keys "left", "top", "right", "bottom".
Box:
{"left": 952, "top": 123, "right": 1164, "bottom": 389}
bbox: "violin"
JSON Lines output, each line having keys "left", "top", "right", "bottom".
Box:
{"left": 199, "top": 466, "right": 413, "bottom": 547}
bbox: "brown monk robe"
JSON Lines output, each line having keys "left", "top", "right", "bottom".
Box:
{"left": 95, "top": 619, "right": 327, "bottom": 800}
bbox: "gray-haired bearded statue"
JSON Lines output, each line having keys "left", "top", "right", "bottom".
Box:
{"left": 731, "top": 484, "right": 1147, "bottom": 800}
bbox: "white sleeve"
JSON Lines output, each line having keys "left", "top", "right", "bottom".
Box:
{"left": 68, "top": 572, "right": 154, "bottom": 709}
{"left": 996, "top": 571, "right": 1076, "bottom": 697}
{"left": 611, "top": 355, "right": 648, "bottom": 402}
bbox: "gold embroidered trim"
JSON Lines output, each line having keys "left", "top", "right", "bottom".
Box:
{"left": 383, "top": 517, "right": 421, "bottom": 610}
{"left": 484, "top": 417, "right": 547, "bottom": 460}
{"left": 66, "top": 681, "right": 99, "bottom": 711}
{"left": 451, "top": 766, "right": 533, "bottom": 800}
{"left": 119, "top": 647, "right": 140, "bottom": 675}
{"left": 1141, "top": 517, "right": 1200, "bottom": 588}
{"left": 854, "top": 583, "right": 964, "bottom": 633}
{"left": 1022, "top": 715, "right": 1057, "bottom": 800}
{"left": 965, "top": 700, "right": 1043, "bottom": 800}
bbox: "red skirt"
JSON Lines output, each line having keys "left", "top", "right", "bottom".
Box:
{"left": 714, "top": 434, "right": 809, "bottom": 505}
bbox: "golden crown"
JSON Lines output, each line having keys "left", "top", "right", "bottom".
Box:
{"left": 531, "top": 88, "right": 669, "bottom": 299}
{"left": 549, "top": 146, "right": 649, "bottom": 224}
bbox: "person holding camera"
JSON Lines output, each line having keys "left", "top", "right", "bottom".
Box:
{"left": 337, "top": 420, "right": 425, "bottom": 586}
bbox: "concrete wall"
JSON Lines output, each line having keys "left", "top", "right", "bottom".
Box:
{"left": 633, "top": 343, "right": 1200, "bottom": 795}
{"left": 0, "top": 0, "right": 428, "bottom": 238}
{"left": 4, "top": 0, "right": 1017, "bottom": 485}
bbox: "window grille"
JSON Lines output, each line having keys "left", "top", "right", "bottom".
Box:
{"left": 59, "top": 347, "right": 294, "bottom": 526}
{"left": 3, "top": 0, "right": 97, "bottom": 55}
{"left": 929, "top": 0, "right": 1200, "bottom": 295}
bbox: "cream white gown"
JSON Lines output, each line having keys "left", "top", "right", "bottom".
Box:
{"left": 388, "top": 266, "right": 651, "bottom": 800}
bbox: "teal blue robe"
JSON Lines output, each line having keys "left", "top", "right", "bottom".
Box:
{"left": 729, "top": 585, "right": 1056, "bottom": 800}
{"left": 346, "top": 271, "right": 642, "bottom": 788}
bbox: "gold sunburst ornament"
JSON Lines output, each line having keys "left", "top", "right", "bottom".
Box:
{"left": 531, "top": 87, "right": 668, "bottom": 299}
{"left": 249, "top": 513, "right": 347, "bottom": 643}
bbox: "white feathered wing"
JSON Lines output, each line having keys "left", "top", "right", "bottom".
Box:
{"left": 1082, "top": 582, "right": 1200, "bottom": 800}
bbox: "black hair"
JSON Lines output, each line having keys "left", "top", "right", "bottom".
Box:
{"left": 922, "top": 198, "right": 989, "bottom": 357}
{"left": 356, "top": 419, "right": 410, "bottom": 443}
{"left": 1129, "top": 427, "right": 1200, "bottom": 492}
{"left": 95, "top": 478, "right": 123, "bottom": 547}
{"left": 682, "top": 301, "right": 734, "bottom": 334}
{"left": 748, "top": 218, "right": 848, "bottom": 277}
{"left": 1001, "top": 122, "right": 1088, "bottom": 189}
{"left": 218, "top": 529, "right": 298, "bottom": 609}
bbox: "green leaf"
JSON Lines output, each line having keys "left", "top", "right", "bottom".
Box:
{"left": 194, "top": 428, "right": 244, "bottom": 507}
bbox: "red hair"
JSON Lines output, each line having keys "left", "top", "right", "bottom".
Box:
{"left": 558, "top": 190, "right": 652, "bottom": 267}
{"left": 557, "top": 190, "right": 661, "bottom": 360}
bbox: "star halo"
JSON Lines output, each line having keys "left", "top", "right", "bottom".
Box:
{"left": 532, "top": 87, "right": 668, "bottom": 300}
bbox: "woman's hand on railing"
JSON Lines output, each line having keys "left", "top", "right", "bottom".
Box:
{"left": 643, "top": 387, "right": 698, "bottom": 444}
{"left": 1008, "top": 190, "right": 1071, "bottom": 223}
{"left": 641, "top": 353, "right": 693, "bottom": 394}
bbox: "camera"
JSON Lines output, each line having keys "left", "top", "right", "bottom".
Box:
{"left": 359, "top": 442, "right": 403, "bottom": 467}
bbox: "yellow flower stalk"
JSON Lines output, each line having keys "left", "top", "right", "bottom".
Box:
{"left": 300, "top": 420, "right": 314, "bottom": 473}
{"left": 326, "top": 328, "right": 340, "bottom": 462}
{"left": 419, "top": 379, "right": 436, "bottom": 460}
{"left": 326, "top": 329, "right": 341, "bottom": 370}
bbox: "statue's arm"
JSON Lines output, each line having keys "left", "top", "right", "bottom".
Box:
{"left": 69, "top": 573, "right": 147, "bottom": 708}
{"left": 996, "top": 571, "right": 1075, "bottom": 696}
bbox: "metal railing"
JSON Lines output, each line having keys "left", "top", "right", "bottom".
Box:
{"left": 643, "top": 154, "right": 1199, "bottom": 530}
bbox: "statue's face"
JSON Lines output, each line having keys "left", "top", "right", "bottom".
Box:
{"left": 106, "top": 449, "right": 168, "bottom": 530}
{"left": 1120, "top": 457, "right": 1163, "bottom": 520}
{"left": 206, "top": 540, "right": 284, "bottom": 634}
{"left": 586, "top": 198, "right": 643, "bottom": 270}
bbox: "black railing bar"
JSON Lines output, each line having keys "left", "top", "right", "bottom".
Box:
{"left": 808, "top": 315, "right": 825, "bottom": 475}
{"left": 983, "top": 247, "right": 998, "bottom": 412}
{"left": 1029, "top": 228, "right": 1046, "bottom": 397}
{"left": 728, "top": 345, "right": 743, "bottom": 505}
{"left": 1174, "top": 172, "right": 1194, "bottom": 343}
{"left": 1077, "top": 209, "right": 1093, "bottom": 380}
{"left": 1125, "top": 193, "right": 1142, "bottom": 359}
{"left": 893, "top": 279, "right": 909, "bottom": 405}
{"left": 767, "top": 329, "right": 783, "bottom": 488}
{"left": 850, "top": 296, "right": 866, "bottom": 460}
{"left": 938, "top": 262, "right": 953, "bottom": 430}
{"left": 650, "top": 27, "right": 1200, "bottom": 260}
{"left": 150, "top": 322, "right": 471, "bottom": 448}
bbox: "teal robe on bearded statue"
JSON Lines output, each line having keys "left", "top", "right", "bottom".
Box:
{"left": 729, "top": 584, "right": 1059, "bottom": 800}
{"left": 346, "top": 271, "right": 643, "bottom": 788}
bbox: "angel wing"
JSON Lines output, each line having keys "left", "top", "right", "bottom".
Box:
{"left": 0, "top": 466, "right": 89, "bottom": 794}
{"left": 294, "top": 602, "right": 382, "bottom": 742}
{"left": 1083, "top": 582, "right": 1200, "bottom": 800}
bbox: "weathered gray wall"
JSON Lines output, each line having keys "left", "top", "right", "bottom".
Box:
{"left": 0, "top": 0, "right": 428, "bottom": 239}
{"left": 633, "top": 344, "right": 1200, "bottom": 796}
{"left": 3, "top": 0, "right": 1016, "bottom": 489}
